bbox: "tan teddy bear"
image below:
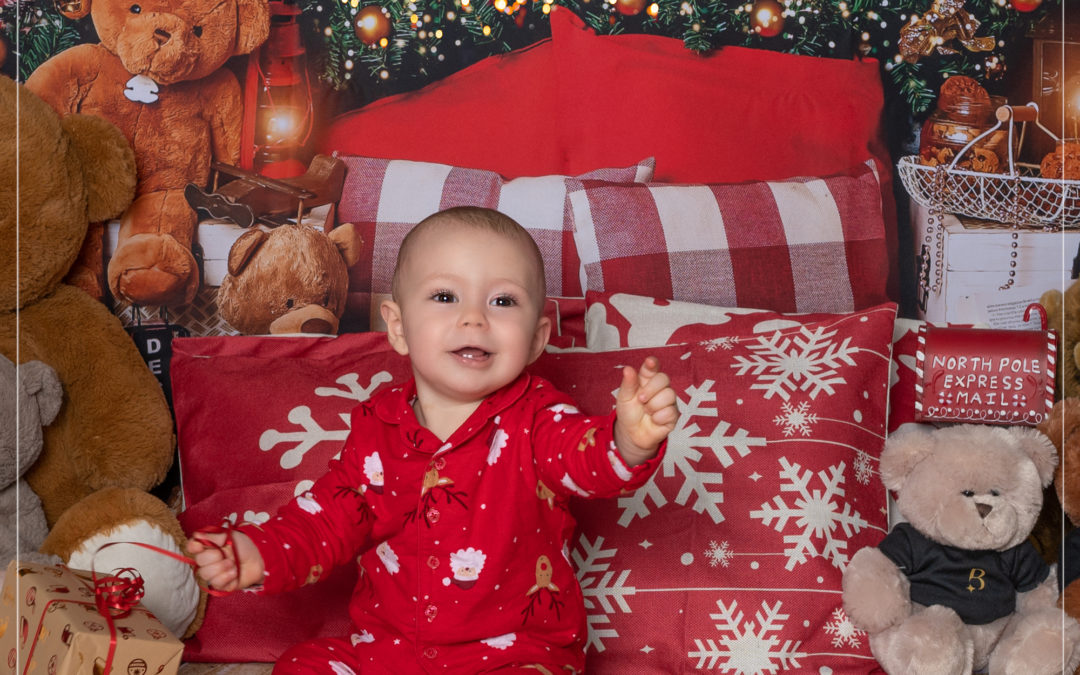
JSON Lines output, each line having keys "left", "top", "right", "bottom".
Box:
{"left": 25, "top": 0, "right": 270, "bottom": 308}
{"left": 1, "top": 75, "right": 203, "bottom": 637}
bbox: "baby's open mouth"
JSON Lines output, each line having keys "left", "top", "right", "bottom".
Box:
{"left": 453, "top": 347, "right": 491, "bottom": 360}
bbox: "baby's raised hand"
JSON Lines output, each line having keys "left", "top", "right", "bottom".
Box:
{"left": 614, "top": 356, "right": 679, "bottom": 466}
{"left": 185, "top": 529, "right": 265, "bottom": 592}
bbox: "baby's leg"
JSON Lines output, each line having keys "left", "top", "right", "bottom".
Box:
{"left": 273, "top": 636, "right": 384, "bottom": 675}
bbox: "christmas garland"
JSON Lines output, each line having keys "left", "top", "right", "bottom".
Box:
{"left": 0, "top": 0, "right": 1062, "bottom": 118}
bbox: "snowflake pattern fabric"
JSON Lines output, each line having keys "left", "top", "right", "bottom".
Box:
{"left": 533, "top": 301, "right": 897, "bottom": 673}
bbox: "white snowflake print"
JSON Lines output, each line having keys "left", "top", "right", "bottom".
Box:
{"left": 853, "top": 450, "right": 874, "bottom": 485}
{"left": 701, "top": 336, "right": 736, "bottom": 352}
{"left": 822, "top": 607, "right": 865, "bottom": 648}
{"left": 731, "top": 326, "right": 858, "bottom": 401}
{"left": 488, "top": 427, "right": 509, "bottom": 466}
{"left": 376, "top": 541, "right": 400, "bottom": 574}
{"left": 572, "top": 535, "right": 635, "bottom": 654}
{"left": 704, "top": 541, "right": 733, "bottom": 568}
{"left": 481, "top": 633, "right": 517, "bottom": 650}
{"left": 618, "top": 380, "right": 766, "bottom": 527}
{"left": 688, "top": 598, "right": 806, "bottom": 672}
{"left": 260, "top": 371, "right": 394, "bottom": 469}
{"left": 773, "top": 401, "right": 818, "bottom": 437}
{"left": 296, "top": 492, "right": 322, "bottom": 515}
{"left": 749, "top": 457, "right": 869, "bottom": 570}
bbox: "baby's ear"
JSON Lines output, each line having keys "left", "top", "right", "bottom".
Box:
{"left": 528, "top": 316, "right": 552, "bottom": 364}
{"left": 380, "top": 300, "right": 409, "bottom": 356}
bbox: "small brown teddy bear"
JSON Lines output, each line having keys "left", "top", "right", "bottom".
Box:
{"left": 842, "top": 423, "right": 1080, "bottom": 674}
{"left": 1, "top": 76, "right": 203, "bottom": 637}
{"left": 218, "top": 223, "right": 362, "bottom": 335}
{"left": 1041, "top": 280, "right": 1080, "bottom": 401}
{"left": 1039, "top": 399, "right": 1080, "bottom": 628}
{"left": 25, "top": 0, "right": 270, "bottom": 308}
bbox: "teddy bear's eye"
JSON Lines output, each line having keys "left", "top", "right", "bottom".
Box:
{"left": 990, "top": 489, "right": 1000, "bottom": 497}
{"left": 286, "top": 299, "right": 295, "bottom": 309}
{"left": 129, "top": 4, "right": 141, "bottom": 13}
{"left": 961, "top": 490, "right": 975, "bottom": 497}
{"left": 193, "top": 25, "right": 203, "bottom": 38}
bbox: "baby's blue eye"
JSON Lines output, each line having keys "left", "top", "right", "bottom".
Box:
{"left": 492, "top": 295, "right": 516, "bottom": 307}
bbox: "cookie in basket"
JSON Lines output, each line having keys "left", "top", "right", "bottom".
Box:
{"left": 1040, "top": 141, "right": 1080, "bottom": 180}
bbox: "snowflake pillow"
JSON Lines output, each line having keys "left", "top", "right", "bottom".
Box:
{"left": 529, "top": 302, "right": 897, "bottom": 673}
{"left": 172, "top": 332, "right": 412, "bottom": 662}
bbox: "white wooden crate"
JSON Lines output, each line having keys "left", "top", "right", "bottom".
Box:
{"left": 912, "top": 201, "right": 1078, "bottom": 327}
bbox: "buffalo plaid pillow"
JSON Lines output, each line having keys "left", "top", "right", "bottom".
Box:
{"left": 530, "top": 302, "right": 898, "bottom": 673}
{"left": 568, "top": 161, "right": 889, "bottom": 314}
{"left": 335, "top": 156, "right": 655, "bottom": 301}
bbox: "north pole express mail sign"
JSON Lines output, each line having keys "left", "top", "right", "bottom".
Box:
{"left": 914, "top": 325, "right": 1057, "bottom": 426}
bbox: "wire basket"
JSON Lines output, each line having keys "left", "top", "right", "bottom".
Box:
{"left": 898, "top": 104, "right": 1080, "bottom": 230}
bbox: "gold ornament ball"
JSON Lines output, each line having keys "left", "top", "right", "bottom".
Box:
{"left": 1009, "top": 0, "right": 1042, "bottom": 11}
{"left": 614, "top": 0, "right": 647, "bottom": 16}
{"left": 751, "top": 0, "right": 783, "bottom": 38}
{"left": 354, "top": 6, "right": 392, "bottom": 46}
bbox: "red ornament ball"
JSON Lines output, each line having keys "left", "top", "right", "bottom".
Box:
{"left": 614, "top": 0, "right": 647, "bottom": 16}
{"left": 1010, "top": 0, "right": 1041, "bottom": 11}
{"left": 751, "top": 0, "right": 784, "bottom": 38}
{"left": 354, "top": 5, "right": 392, "bottom": 46}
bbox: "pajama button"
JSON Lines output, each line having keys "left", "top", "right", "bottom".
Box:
{"left": 426, "top": 508, "right": 440, "bottom": 523}
{"left": 427, "top": 555, "right": 440, "bottom": 569}
{"left": 422, "top": 647, "right": 438, "bottom": 659}
{"left": 424, "top": 604, "right": 438, "bottom": 622}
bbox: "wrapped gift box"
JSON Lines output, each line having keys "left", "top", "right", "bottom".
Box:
{"left": 1, "top": 561, "right": 182, "bottom": 675}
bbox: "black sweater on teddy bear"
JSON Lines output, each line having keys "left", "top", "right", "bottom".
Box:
{"left": 878, "top": 522, "right": 1050, "bottom": 625}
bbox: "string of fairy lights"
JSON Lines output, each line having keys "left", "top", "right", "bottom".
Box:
{"left": 0, "top": 0, "right": 1062, "bottom": 118}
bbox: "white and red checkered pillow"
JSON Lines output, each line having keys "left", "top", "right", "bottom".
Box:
{"left": 335, "top": 156, "right": 655, "bottom": 300}
{"left": 568, "top": 161, "right": 890, "bottom": 314}
{"left": 530, "top": 301, "right": 897, "bottom": 673}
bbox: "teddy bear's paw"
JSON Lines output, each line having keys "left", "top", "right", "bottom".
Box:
{"left": 108, "top": 233, "right": 200, "bottom": 307}
{"left": 989, "top": 607, "right": 1080, "bottom": 675}
{"left": 870, "top": 605, "right": 972, "bottom": 675}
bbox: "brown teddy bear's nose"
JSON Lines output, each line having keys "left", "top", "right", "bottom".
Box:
{"left": 976, "top": 503, "right": 992, "bottom": 518}
{"left": 153, "top": 28, "right": 171, "bottom": 44}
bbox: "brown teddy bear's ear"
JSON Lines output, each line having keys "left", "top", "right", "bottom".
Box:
{"left": 235, "top": 0, "right": 271, "bottom": 55}
{"left": 879, "top": 427, "right": 936, "bottom": 493}
{"left": 329, "top": 223, "right": 363, "bottom": 268}
{"left": 1005, "top": 425, "right": 1059, "bottom": 488}
{"left": 60, "top": 114, "right": 136, "bottom": 223}
{"left": 227, "top": 229, "right": 269, "bottom": 277}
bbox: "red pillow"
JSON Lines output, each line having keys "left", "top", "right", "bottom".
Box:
{"left": 569, "top": 162, "right": 889, "bottom": 314}
{"left": 548, "top": 8, "right": 900, "bottom": 301}
{"left": 173, "top": 333, "right": 411, "bottom": 662}
{"left": 318, "top": 40, "right": 565, "bottom": 179}
{"left": 529, "top": 302, "right": 897, "bottom": 673}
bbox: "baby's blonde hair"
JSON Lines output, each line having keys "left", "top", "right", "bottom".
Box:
{"left": 391, "top": 206, "right": 547, "bottom": 308}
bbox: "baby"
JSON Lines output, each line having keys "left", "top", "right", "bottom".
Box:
{"left": 188, "top": 206, "right": 678, "bottom": 673}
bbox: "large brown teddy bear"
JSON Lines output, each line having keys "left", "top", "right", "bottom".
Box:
{"left": 25, "top": 0, "right": 270, "bottom": 308}
{"left": 1, "top": 76, "right": 203, "bottom": 638}
{"left": 1040, "top": 399, "right": 1080, "bottom": 630}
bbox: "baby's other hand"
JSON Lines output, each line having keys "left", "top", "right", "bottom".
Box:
{"left": 614, "top": 356, "right": 679, "bottom": 466}
{"left": 186, "top": 529, "right": 264, "bottom": 592}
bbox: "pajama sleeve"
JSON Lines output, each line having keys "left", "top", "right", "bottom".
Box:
{"left": 237, "top": 407, "right": 376, "bottom": 594}
{"left": 529, "top": 382, "right": 665, "bottom": 500}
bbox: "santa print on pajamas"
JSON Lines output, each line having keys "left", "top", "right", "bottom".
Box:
{"left": 238, "top": 372, "right": 665, "bottom": 674}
